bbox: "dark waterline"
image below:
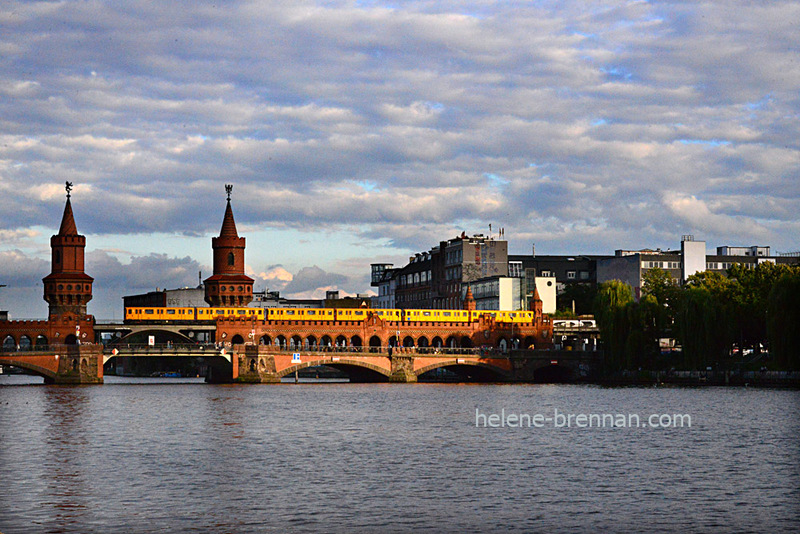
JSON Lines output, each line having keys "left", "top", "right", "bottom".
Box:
{"left": 1, "top": 376, "right": 799, "bottom": 533}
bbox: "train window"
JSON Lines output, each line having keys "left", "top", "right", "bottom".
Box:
{"left": 167, "top": 310, "right": 175, "bottom": 315}
{"left": 237, "top": 310, "right": 246, "bottom": 315}
{"left": 377, "top": 311, "right": 383, "bottom": 315}
{"left": 308, "top": 310, "right": 316, "bottom": 315}
{"left": 145, "top": 309, "right": 154, "bottom": 314}
{"left": 423, "top": 311, "right": 431, "bottom": 316}
{"left": 443, "top": 312, "right": 451, "bottom": 316}
{"left": 216, "top": 310, "right": 225, "bottom": 315}
{"left": 510, "top": 313, "right": 515, "bottom": 317}
{"left": 355, "top": 311, "right": 363, "bottom": 315}
{"left": 286, "top": 310, "right": 295, "bottom": 315}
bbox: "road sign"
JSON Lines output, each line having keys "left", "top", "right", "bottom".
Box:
{"left": 292, "top": 353, "right": 301, "bottom": 363}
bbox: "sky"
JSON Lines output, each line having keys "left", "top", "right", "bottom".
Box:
{"left": 1, "top": 0, "right": 798, "bottom": 320}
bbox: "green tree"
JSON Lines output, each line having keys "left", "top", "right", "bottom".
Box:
{"left": 728, "top": 262, "right": 795, "bottom": 357}
{"left": 766, "top": 267, "right": 800, "bottom": 369}
{"left": 641, "top": 267, "right": 680, "bottom": 344}
{"left": 556, "top": 283, "right": 597, "bottom": 316}
{"left": 593, "top": 280, "right": 634, "bottom": 370}
{"left": 676, "top": 271, "right": 736, "bottom": 368}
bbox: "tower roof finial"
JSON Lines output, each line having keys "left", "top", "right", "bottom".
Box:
{"left": 225, "top": 184, "right": 233, "bottom": 201}
{"left": 66, "top": 181, "right": 73, "bottom": 199}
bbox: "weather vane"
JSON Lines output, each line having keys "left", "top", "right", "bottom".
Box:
{"left": 225, "top": 184, "right": 233, "bottom": 201}
{"left": 65, "top": 181, "right": 73, "bottom": 199}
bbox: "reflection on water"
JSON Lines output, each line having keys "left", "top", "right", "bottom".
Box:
{"left": 1, "top": 377, "right": 799, "bottom": 533}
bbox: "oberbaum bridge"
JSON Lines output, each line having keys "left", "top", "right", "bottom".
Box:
{"left": 0, "top": 183, "right": 601, "bottom": 384}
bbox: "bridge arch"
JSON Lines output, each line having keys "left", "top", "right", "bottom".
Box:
{"left": 114, "top": 329, "right": 195, "bottom": 346}
{"left": 369, "top": 336, "right": 382, "bottom": 352}
{"left": 35, "top": 335, "right": 48, "bottom": 348}
{"left": 350, "top": 335, "right": 362, "bottom": 348}
{"left": 403, "top": 336, "right": 414, "bottom": 348}
{"left": 259, "top": 335, "right": 272, "bottom": 346}
{"left": 3, "top": 335, "right": 16, "bottom": 351}
{"left": 431, "top": 336, "right": 443, "bottom": 348}
{"left": 306, "top": 335, "right": 317, "bottom": 349}
{"left": 417, "top": 336, "right": 429, "bottom": 348}
{"left": 416, "top": 360, "right": 511, "bottom": 382}
{"left": 498, "top": 337, "right": 508, "bottom": 351}
{"left": 277, "top": 359, "right": 390, "bottom": 382}
{"left": 231, "top": 334, "right": 244, "bottom": 345}
{"left": 321, "top": 335, "right": 333, "bottom": 348}
{"left": 0, "top": 357, "right": 56, "bottom": 381}
{"left": 19, "top": 335, "right": 32, "bottom": 351}
{"left": 523, "top": 336, "right": 537, "bottom": 349}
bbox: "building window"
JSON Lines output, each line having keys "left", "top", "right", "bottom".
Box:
{"left": 579, "top": 271, "right": 589, "bottom": 280}
{"left": 567, "top": 271, "right": 576, "bottom": 280}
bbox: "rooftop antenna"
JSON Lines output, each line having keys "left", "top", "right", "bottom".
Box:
{"left": 65, "top": 181, "right": 73, "bottom": 199}
{"left": 225, "top": 184, "right": 233, "bottom": 201}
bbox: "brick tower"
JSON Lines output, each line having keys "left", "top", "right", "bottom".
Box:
{"left": 204, "top": 184, "right": 254, "bottom": 307}
{"left": 42, "top": 182, "right": 93, "bottom": 318}
{"left": 463, "top": 286, "right": 476, "bottom": 311}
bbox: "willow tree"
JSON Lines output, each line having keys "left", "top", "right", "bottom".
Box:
{"left": 767, "top": 268, "right": 800, "bottom": 369}
{"left": 593, "top": 280, "right": 634, "bottom": 370}
{"left": 675, "top": 271, "right": 736, "bottom": 369}
{"left": 728, "top": 262, "right": 796, "bottom": 356}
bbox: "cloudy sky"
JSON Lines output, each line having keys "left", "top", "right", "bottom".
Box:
{"left": 1, "top": 0, "right": 798, "bottom": 319}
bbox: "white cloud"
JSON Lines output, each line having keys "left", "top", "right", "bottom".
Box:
{"left": 0, "top": 0, "right": 798, "bottom": 315}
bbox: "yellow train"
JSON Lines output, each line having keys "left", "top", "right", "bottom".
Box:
{"left": 124, "top": 306, "right": 539, "bottom": 324}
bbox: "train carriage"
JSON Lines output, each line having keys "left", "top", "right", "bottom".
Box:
{"left": 124, "top": 305, "right": 540, "bottom": 325}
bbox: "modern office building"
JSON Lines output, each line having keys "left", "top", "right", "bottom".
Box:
{"left": 597, "top": 236, "right": 798, "bottom": 299}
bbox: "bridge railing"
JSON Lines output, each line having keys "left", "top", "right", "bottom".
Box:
{"left": 0, "top": 343, "right": 97, "bottom": 354}
{"left": 102, "top": 343, "right": 512, "bottom": 358}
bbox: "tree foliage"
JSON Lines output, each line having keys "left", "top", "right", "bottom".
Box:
{"left": 767, "top": 269, "right": 800, "bottom": 369}
{"left": 593, "top": 263, "right": 800, "bottom": 371}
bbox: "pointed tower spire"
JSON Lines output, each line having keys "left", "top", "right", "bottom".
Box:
{"left": 219, "top": 198, "right": 239, "bottom": 238}
{"left": 43, "top": 182, "right": 93, "bottom": 318}
{"left": 463, "top": 285, "right": 476, "bottom": 311}
{"left": 204, "top": 184, "right": 253, "bottom": 307}
{"left": 58, "top": 197, "right": 79, "bottom": 236}
{"left": 530, "top": 286, "right": 543, "bottom": 316}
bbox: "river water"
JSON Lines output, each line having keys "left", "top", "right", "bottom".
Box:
{"left": 0, "top": 375, "right": 798, "bottom": 533}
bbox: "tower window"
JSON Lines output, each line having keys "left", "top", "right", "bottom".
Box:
{"left": 227, "top": 252, "right": 235, "bottom": 266}
{"left": 54, "top": 250, "right": 61, "bottom": 264}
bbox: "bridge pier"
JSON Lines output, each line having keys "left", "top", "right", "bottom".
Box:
{"left": 234, "top": 345, "right": 281, "bottom": 384}
{"left": 49, "top": 345, "right": 104, "bottom": 384}
{"left": 389, "top": 355, "right": 417, "bottom": 383}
